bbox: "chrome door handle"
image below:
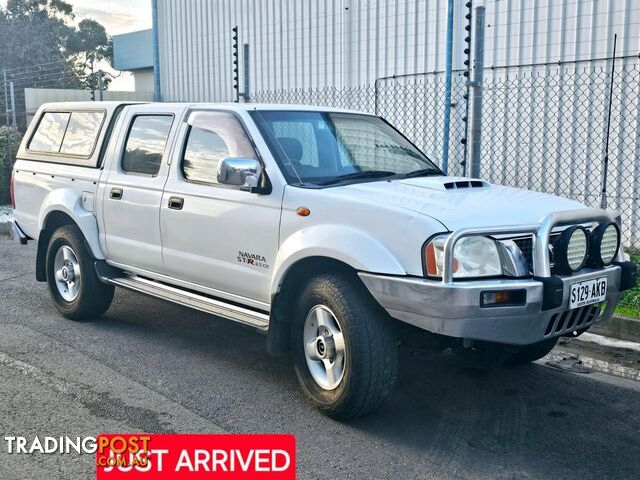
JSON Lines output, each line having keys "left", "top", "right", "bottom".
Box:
{"left": 168, "top": 196, "right": 184, "bottom": 210}
{"left": 110, "top": 188, "right": 123, "bottom": 200}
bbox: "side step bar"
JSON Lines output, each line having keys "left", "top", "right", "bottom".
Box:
{"left": 102, "top": 272, "right": 269, "bottom": 331}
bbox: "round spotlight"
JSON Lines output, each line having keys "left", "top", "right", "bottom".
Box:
{"left": 554, "top": 226, "right": 589, "bottom": 274}
{"left": 590, "top": 222, "right": 620, "bottom": 267}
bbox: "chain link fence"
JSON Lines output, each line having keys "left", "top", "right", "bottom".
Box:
{"left": 253, "top": 57, "right": 640, "bottom": 315}
{"left": 253, "top": 56, "right": 640, "bottom": 248}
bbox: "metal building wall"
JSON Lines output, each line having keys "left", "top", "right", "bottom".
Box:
{"left": 156, "top": 0, "right": 464, "bottom": 101}
{"left": 156, "top": 0, "right": 640, "bottom": 102}
{"left": 484, "top": 0, "right": 640, "bottom": 67}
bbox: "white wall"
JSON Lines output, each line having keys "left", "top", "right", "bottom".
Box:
{"left": 133, "top": 69, "right": 155, "bottom": 92}
{"left": 157, "top": 0, "right": 467, "bottom": 101}
{"left": 24, "top": 88, "right": 154, "bottom": 123}
{"left": 156, "top": 0, "right": 640, "bottom": 102}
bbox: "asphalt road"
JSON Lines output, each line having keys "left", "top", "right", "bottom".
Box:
{"left": 1, "top": 237, "right": 639, "bottom": 480}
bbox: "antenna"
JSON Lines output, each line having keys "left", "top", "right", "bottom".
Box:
{"left": 600, "top": 33, "right": 617, "bottom": 209}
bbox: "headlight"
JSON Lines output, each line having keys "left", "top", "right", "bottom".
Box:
{"left": 553, "top": 226, "right": 589, "bottom": 274}
{"left": 424, "top": 234, "right": 502, "bottom": 278}
{"left": 590, "top": 222, "right": 620, "bottom": 266}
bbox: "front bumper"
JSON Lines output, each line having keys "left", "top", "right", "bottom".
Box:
{"left": 359, "top": 266, "right": 629, "bottom": 345}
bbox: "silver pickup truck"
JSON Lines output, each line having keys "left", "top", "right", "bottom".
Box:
{"left": 9, "top": 101, "right": 637, "bottom": 419}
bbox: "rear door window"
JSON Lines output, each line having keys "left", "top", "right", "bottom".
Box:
{"left": 122, "top": 115, "right": 174, "bottom": 175}
{"left": 28, "top": 112, "right": 70, "bottom": 153}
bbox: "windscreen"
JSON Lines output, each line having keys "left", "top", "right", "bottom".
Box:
{"left": 251, "top": 111, "right": 441, "bottom": 185}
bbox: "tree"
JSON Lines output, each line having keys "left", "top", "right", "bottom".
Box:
{"left": 67, "top": 19, "right": 114, "bottom": 90}
{"left": 0, "top": 0, "right": 112, "bottom": 126}
{"left": 0, "top": 0, "right": 77, "bottom": 76}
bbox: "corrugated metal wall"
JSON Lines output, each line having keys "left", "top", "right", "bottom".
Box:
{"left": 156, "top": 0, "right": 640, "bottom": 102}
{"left": 484, "top": 0, "right": 640, "bottom": 67}
{"left": 157, "top": 0, "right": 463, "bottom": 101}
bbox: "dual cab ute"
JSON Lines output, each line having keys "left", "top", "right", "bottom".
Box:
{"left": 9, "top": 102, "right": 637, "bottom": 419}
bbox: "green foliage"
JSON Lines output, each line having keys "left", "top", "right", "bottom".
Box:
{"left": 618, "top": 249, "right": 640, "bottom": 318}
{"left": 0, "top": 126, "right": 22, "bottom": 205}
{"left": 0, "top": 0, "right": 112, "bottom": 95}
{"left": 67, "top": 19, "right": 113, "bottom": 90}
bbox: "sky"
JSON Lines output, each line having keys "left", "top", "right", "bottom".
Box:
{"left": 71, "top": 0, "right": 152, "bottom": 90}
{"left": 0, "top": 0, "right": 152, "bottom": 33}
{"left": 1, "top": 0, "right": 152, "bottom": 90}
{"left": 71, "top": 0, "right": 151, "bottom": 35}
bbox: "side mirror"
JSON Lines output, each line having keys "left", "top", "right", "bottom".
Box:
{"left": 217, "top": 157, "right": 263, "bottom": 191}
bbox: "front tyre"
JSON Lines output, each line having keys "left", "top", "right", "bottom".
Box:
{"left": 292, "top": 273, "right": 398, "bottom": 420}
{"left": 505, "top": 337, "right": 558, "bottom": 365}
{"left": 46, "top": 225, "right": 114, "bottom": 321}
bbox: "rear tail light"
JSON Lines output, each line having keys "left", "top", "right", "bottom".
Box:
{"left": 9, "top": 171, "right": 15, "bottom": 209}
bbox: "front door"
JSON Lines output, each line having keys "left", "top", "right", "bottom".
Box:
{"left": 101, "top": 105, "right": 183, "bottom": 273}
{"left": 160, "top": 110, "right": 282, "bottom": 306}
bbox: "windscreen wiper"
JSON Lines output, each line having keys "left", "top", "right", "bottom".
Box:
{"left": 401, "top": 168, "right": 443, "bottom": 179}
{"left": 317, "top": 170, "right": 397, "bottom": 186}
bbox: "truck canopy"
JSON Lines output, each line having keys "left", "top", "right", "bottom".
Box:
{"left": 17, "top": 102, "right": 141, "bottom": 168}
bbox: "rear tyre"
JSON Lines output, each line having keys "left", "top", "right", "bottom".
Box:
{"left": 291, "top": 273, "right": 398, "bottom": 420}
{"left": 505, "top": 337, "right": 558, "bottom": 365}
{"left": 45, "top": 225, "right": 114, "bottom": 321}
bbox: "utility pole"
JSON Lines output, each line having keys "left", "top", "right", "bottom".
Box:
{"left": 91, "top": 60, "right": 95, "bottom": 101}
{"left": 151, "top": 0, "right": 162, "bottom": 101}
{"left": 98, "top": 70, "right": 104, "bottom": 101}
{"left": 3, "top": 69, "right": 8, "bottom": 125}
{"left": 441, "top": 0, "right": 455, "bottom": 175}
{"left": 469, "top": 4, "right": 486, "bottom": 179}
{"left": 242, "top": 43, "right": 250, "bottom": 102}
{"left": 9, "top": 81, "right": 16, "bottom": 127}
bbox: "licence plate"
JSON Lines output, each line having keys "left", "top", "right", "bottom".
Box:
{"left": 569, "top": 277, "right": 607, "bottom": 309}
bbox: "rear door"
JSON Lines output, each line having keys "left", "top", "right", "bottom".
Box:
{"left": 101, "top": 104, "right": 185, "bottom": 273}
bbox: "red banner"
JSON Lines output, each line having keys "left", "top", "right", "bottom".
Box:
{"left": 96, "top": 434, "right": 296, "bottom": 480}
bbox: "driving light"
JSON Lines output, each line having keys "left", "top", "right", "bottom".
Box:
{"left": 424, "top": 234, "right": 502, "bottom": 279}
{"left": 590, "top": 222, "right": 620, "bottom": 266}
{"left": 553, "top": 226, "right": 589, "bottom": 274}
{"left": 481, "top": 289, "right": 527, "bottom": 307}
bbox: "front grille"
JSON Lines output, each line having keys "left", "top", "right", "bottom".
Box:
{"left": 514, "top": 238, "right": 534, "bottom": 270}
{"left": 544, "top": 304, "right": 602, "bottom": 337}
{"left": 512, "top": 235, "right": 560, "bottom": 273}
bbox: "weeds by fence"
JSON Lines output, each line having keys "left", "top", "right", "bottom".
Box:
{"left": 0, "top": 126, "right": 20, "bottom": 205}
